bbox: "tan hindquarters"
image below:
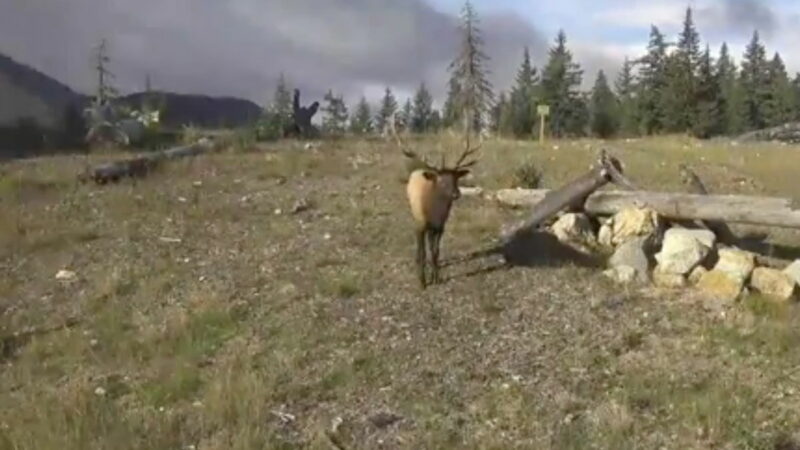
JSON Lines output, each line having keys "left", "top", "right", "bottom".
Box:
{"left": 406, "top": 169, "right": 436, "bottom": 229}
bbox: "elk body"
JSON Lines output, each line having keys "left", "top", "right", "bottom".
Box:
{"left": 392, "top": 117, "right": 480, "bottom": 288}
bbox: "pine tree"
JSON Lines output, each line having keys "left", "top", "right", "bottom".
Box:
{"left": 509, "top": 46, "right": 539, "bottom": 137}
{"left": 442, "top": 77, "right": 461, "bottom": 128}
{"left": 637, "top": 26, "right": 669, "bottom": 134}
{"left": 491, "top": 91, "right": 507, "bottom": 134}
{"left": 740, "top": 30, "right": 770, "bottom": 130}
{"left": 350, "top": 96, "right": 372, "bottom": 134}
{"left": 590, "top": 70, "right": 618, "bottom": 138}
{"left": 93, "top": 38, "right": 118, "bottom": 104}
{"left": 429, "top": 110, "right": 442, "bottom": 133}
{"left": 447, "top": 0, "right": 494, "bottom": 134}
{"left": 266, "top": 73, "right": 294, "bottom": 133}
{"left": 793, "top": 74, "right": 800, "bottom": 121}
{"left": 615, "top": 57, "right": 639, "bottom": 136}
{"left": 664, "top": 7, "right": 701, "bottom": 132}
{"left": 411, "top": 82, "right": 434, "bottom": 133}
{"left": 692, "top": 46, "right": 723, "bottom": 138}
{"left": 716, "top": 43, "right": 743, "bottom": 134}
{"left": 540, "top": 30, "right": 584, "bottom": 137}
{"left": 764, "top": 53, "right": 794, "bottom": 127}
{"left": 375, "top": 87, "right": 398, "bottom": 133}
{"left": 400, "top": 99, "right": 413, "bottom": 130}
{"left": 321, "top": 90, "right": 349, "bottom": 135}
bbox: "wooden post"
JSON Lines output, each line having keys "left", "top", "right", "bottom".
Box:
{"left": 537, "top": 104, "right": 550, "bottom": 145}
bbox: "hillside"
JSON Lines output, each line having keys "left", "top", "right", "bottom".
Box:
{"left": 0, "top": 52, "right": 83, "bottom": 111}
{"left": 2, "top": 135, "right": 800, "bottom": 449}
{"left": 115, "top": 91, "right": 263, "bottom": 130}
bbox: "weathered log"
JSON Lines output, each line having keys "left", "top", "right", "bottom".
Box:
{"left": 678, "top": 164, "right": 740, "bottom": 243}
{"left": 738, "top": 122, "right": 800, "bottom": 144}
{"left": 500, "top": 150, "right": 629, "bottom": 242}
{"left": 80, "top": 139, "right": 214, "bottom": 185}
{"left": 495, "top": 189, "right": 800, "bottom": 229}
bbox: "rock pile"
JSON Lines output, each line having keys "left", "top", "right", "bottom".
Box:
{"left": 548, "top": 207, "right": 800, "bottom": 303}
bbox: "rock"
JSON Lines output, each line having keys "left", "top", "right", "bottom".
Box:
{"left": 598, "top": 224, "right": 613, "bottom": 248}
{"left": 608, "top": 237, "right": 650, "bottom": 284}
{"left": 368, "top": 411, "right": 403, "bottom": 429}
{"left": 688, "top": 266, "right": 708, "bottom": 285}
{"left": 604, "top": 266, "right": 637, "bottom": 284}
{"left": 611, "top": 207, "right": 662, "bottom": 245}
{"left": 653, "top": 269, "right": 687, "bottom": 288}
{"left": 714, "top": 248, "right": 756, "bottom": 283}
{"left": 655, "top": 228, "right": 715, "bottom": 275}
{"left": 551, "top": 213, "right": 596, "bottom": 246}
{"left": 783, "top": 260, "right": 800, "bottom": 285}
{"left": 291, "top": 198, "right": 311, "bottom": 214}
{"left": 697, "top": 270, "right": 744, "bottom": 302}
{"left": 55, "top": 270, "right": 77, "bottom": 282}
{"left": 750, "top": 267, "right": 797, "bottom": 301}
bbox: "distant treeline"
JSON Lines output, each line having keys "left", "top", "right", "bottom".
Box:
{"left": 268, "top": 6, "right": 800, "bottom": 140}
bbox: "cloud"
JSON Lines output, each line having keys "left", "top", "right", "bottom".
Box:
{"left": 0, "top": 0, "right": 548, "bottom": 108}
{"left": 696, "top": 0, "right": 779, "bottom": 40}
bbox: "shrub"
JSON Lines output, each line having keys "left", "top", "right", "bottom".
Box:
{"left": 511, "top": 160, "right": 543, "bottom": 188}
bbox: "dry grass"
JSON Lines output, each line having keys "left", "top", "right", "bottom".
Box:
{"left": 2, "top": 134, "right": 800, "bottom": 449}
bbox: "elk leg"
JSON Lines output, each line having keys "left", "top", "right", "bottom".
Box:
{"left": 416, "top": 229, "right": 427, "bottom": 288}
{"left": 428, "top": 229, "right": 442, "bottom": 284}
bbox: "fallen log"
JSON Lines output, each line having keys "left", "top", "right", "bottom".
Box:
{"left": 495, "top": 189, "right": 800, "bottom": 229}
{"left": 678, "top": 163, "right": 740, "bottom": 243}
{"left": 738, "top": 122, "right": 800, "bottom": 144}
{"left": 500, "top": 150, "right": 631, "bottom": 243}
{"left": 80, "top": 138, "right": 215, "bottom": 185}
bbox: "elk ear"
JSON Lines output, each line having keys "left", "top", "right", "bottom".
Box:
{"left": 421, "top": 170, "right": 437, "bottom": 181}
{"left": 454, "top": 169, "right": 470, "bottom": 178}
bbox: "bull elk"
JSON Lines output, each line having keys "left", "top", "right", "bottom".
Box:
{"left": 391, "top": 115, "right": 481, "bottom": 288}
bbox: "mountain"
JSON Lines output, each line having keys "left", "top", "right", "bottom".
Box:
{"left": 115, "top": 91, "right": 262, "bottom": 129}
{"left": 0, "top": 52, "right": 85, "bottom": 130}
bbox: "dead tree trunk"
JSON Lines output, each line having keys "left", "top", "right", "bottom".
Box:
{"left": 678, "top": 164, "right": 739, "bottom": 243}
{"left": 286, "top": 89, "right": 319, "bottom": 138}
{"left": 80, "top": 138, "right": 215, "bottom": 185}
{"left": 495, "top": 189, "right": 800, "bottom": 229}
{"left": 500, "top": 150, "right": 634, "bottom": 244}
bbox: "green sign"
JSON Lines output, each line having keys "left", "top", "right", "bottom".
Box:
{"left": 537, "top": 104, "right": 550, "bottom": 116}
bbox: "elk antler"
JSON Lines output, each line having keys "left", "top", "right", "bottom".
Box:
{"left": 452, "top": 132, "right": 483, "bottom": 170}
{"left": 391, "top": 113, "right": 435, "bottom": 169}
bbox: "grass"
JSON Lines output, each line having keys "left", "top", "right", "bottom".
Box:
{"left": 2, "top": 133, "right": 800, "bottom": 448}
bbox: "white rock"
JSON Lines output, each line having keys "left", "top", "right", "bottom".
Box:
{"left": 611, "top": 207, "right": 661, "bottom": 245}
{"left": 55, "top": 270, "right": 77, "bottom": 282}
{"left": 782, "top": 260, "right": 800, "bottom": 286}
{"left": 750, "top": 267, "right": 797, "bottom": 301}
{"left": 714, "top": 248, "right": 756, "bottom": 283}
{"left": 598, "top": 224, "right": 614, "bottom": 248}
{"left": 551, "top": 213, "right": 596, "bottom": 246}
{"left": 655, "top": 228, "right": 714, "bottom": 275}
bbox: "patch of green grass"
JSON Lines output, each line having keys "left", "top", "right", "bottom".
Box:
{"left": 318, "top": 270, "right": 361, "bottom": 299}
{"left": 140, "top": 362, "right": 204, "bottom": 406}
{"left": 172, "top": 308, "right": 238, "bottom": 361}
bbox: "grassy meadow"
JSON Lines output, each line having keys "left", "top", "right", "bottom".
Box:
{"left": 2, "top": 133, "right": 800, "bottom": 449}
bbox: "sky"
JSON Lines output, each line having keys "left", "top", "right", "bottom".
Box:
{"left": 1, "top": 0, "right": 799, "bottom": 110}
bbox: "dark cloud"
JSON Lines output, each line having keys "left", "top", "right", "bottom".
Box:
{"left": 699, "top": 0, "right": 778, "bottom": 39}
{"left": 0, "top": 0, "right": 548, "bottom": 107}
